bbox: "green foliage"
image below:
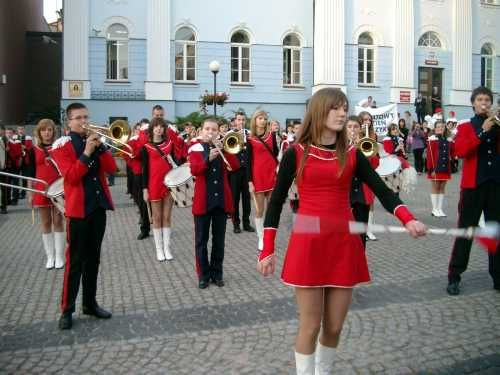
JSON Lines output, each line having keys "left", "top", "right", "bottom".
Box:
{"left": 174, "top": 112, "right": 227, "bottom": 130}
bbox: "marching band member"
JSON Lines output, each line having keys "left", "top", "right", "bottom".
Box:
{"left": 4, "top": 128, "right": 23, "bottom": 206}
{"left": 358, "top": 111, "right": 378, "bottom": 241}
{"left": 347, "top": 116, "right": 380, "bottom": 248}
{"left": 17, "top": 125, "right": 33, "bottom": 200}
{"left": 188, "top": 118, "right": 240, "bottom": 289}
{"left": 50, "top": 103, "right": 116, "bottom": 330}
{"left": 27, "top": 119, "right": 65, "bottom": 269}
{"left": 0, "top": 125, "right": 8, "bottom": 214}
{"left": 257, "top": 88, "right": 426, "bottom": 374}
{"left": 122, "top": 123, "right": 150, "bottom": 240}
{"left": 279, "top": 122, "right": 301, "bottom": 214}
{"left": 247, "top": 110, "right": 279, "bottom": 249}
{"left": 229, "top": 112, "right": 254, "bottom": 234}
{"left": 446, "top": 113, "right": 459, "bottom": 173}
{"left": 141, "top": 117, "right": 185, "bottom": 262}
{"left": 426, "top": 120, "right": 455, "bottom": 217}
{"left": 447, "top": 86, "right": 500, "bottom": 296}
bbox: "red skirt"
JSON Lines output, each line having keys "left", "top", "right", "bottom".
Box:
{"left": 32, "top": 193, "right": 52, "bottom": 208}
{"left": 426, "top": 171, "right": 451, "bottom": 181}
{"left": 281, "top": 214, "right": 370, "bottom": 288}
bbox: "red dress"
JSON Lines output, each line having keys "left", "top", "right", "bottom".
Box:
{"left": 142, "top": 140, "right": 175, "bottom": 201}
{"left": 248, "top": 132, "right": 278, "bottom": 193}
{"left": 30, "top": 145, "right": 60, "bottom": 207}
{"left": 281, "top": 145, "right": 370, "bottom": 287}
{"left": 426, "top": 135, "right": 454, "bottom": 181}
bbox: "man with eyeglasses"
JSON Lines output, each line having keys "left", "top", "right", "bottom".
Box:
{"left": 50, "top": 102, "right": 117, "bottom": 330}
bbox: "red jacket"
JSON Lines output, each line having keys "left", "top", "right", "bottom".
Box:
{"left": 19, "top": 135, "right": 33, "bottom": 166}
{"left": 454, "top": 120, "right": 500, "bottom": 188}
{"left": 188, "top": 141, "right": 240, "bottom": 215}
{"left": 425, "top": 135, "right": 455, "bottom": 173}
{"left": 50, "top": 136, "right": 116, "bottom": 218}
{"left": 6, "top": 139, "right": 23, "bottom": 169}
{"left": 122, "top": 135, "right": 142, "bottom": 175}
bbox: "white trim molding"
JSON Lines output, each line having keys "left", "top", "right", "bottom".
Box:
{"left": 228, "top": 23, "right": 255, "bottom": 45}
{"left": 352, "top": 25, "right": 385, "bottom": 46}
{"left": 416, "top": 25, "right": 450, "bottom": 50}
{"left": 97, "top": 16, "right": 136, "bottom": 38}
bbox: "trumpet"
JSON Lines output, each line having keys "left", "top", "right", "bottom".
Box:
{"left": 222, "top": 130, "right": 245, "bottom": 154}
{"left": 83, "top": 120, "right": 133, "bottom": 157}
{"left": 357, "top": 124, "right": 378, "bottom": 158}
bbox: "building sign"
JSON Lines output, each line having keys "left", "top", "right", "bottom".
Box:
{"left": 69, "top": 81, "right": 83, "bottom": 97}
{"left": 400, "top": 90, "right": 411, "bottom": 103}
{"left": 355, "top": 104, "right": 399, "bottom": 138}
{"left": 425, "top": 51, "right": 439, "bottom": 66}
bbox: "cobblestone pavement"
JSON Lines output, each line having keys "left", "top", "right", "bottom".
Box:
{"left": 0, "top": 172, "right": 499, "bottom": 374}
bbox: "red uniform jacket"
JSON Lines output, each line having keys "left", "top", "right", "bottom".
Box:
{"left": 454, "top": 120, "right": 500, "bottom": 189}
{"left": 6, "top": 139, "right": 23, "bottom": 169}
{"left": 188, "top": 141, "right": 240, "bottom": 215}
{"left": 50, "top": 136, "right": 116, "bottom": 218}
{"left": 383, "top": 136, "right": 410, "bottom": 169}
{"left": 20, "top": 135, "right": 33, "bottom": 166}
{"left": 122, "top": 135, "right": 142, "bottom": 176}
{"left": 426, "top": 135, "right": 455, "bottom": 180}
{"left": 30, "top": 145, "right": 61, "bottom": 207}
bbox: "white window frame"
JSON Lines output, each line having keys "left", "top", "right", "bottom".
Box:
{"left": 106, "top": 23, "right": 129, "bottom": 81}
{"left": 357, "top": 33, "right": 375, "bottom": 86}
{"left": 418, "top": 31, "right": 442, "bottom": 49}
{"left": 282, "top": 34, "right": 302, "bottom": 87}
{"left": 480, "top": 44, "right": 494, "bottom": 90}
{"left": 230, "top": 31, "right": 251, "bottom": 84}
{"left": 175, "top": 27, "right": 196, "bottom": 82}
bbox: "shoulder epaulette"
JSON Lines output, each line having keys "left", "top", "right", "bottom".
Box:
{"left": 52, "top": 136, "right": 71, "bottom": 149}
{"left": 188, "top": 142, "right": 204, "bottom": 154}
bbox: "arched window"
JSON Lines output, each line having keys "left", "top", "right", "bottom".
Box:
{"left": 175, "top": 27, "right": 196, "bottom": 82}
{"left": 106, "top": 23, "right": 129, "bottom": 81}
{"left": 283, "top": 33, "right": 301, "bottom": 86}
{"left": 481, "top": 43, "right": 494, "bottom": 90}
{"left": 418, "top": 31, "right": 442, "bottom": 48}
{"left": 230, "top": 30, "right": 250, "bottom": 84}
{"left": 358, "top": 32, "right": 375, "bottom": 85}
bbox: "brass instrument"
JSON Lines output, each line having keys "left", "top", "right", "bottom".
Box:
{"left": 357, "top": 124, "right": 378, "bottom": 158}
{"left": 0, "top": 171, "right": 50, "bottom": 195}
{"left": 83, "top": 120, "right": 133, "bottom": 157}
{"left": 209, "top": 135, "right": 233, "bottom": 171}
{"left": 222, "top": 130, "right": 245, "bottom": 154}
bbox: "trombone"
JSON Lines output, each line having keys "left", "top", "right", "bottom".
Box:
{"left": 0, "top": 171, "right": 50, "bottom": 195}
{"left": 83, "top": 120, "right": 133, "bottom": 157}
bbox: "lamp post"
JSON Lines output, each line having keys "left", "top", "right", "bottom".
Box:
{"left": 209, "top": 60, "right": 220, "bottom": 117}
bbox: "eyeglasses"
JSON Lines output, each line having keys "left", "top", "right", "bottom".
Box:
{"left": 69, "top": 115, "right": 89, "bottom": 121}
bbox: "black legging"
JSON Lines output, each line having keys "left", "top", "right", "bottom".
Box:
{"left": 413, "top": 148, "right": 424, "bottom": 173}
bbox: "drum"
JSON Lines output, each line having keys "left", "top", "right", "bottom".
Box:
{"left": 163, "top": 164, "right": 195, "bottom": 208}
{"left": 46, "top": 177, "right": 65, "bottom": 214}
{"left": 375, "top": 156, "right": 402, "bottom": 193}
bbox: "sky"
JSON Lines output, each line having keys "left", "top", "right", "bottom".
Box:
{"left": 43, "top": 0, "right": 62, "bottom": 23}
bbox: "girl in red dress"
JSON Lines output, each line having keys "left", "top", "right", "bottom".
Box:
{"left": 246, "top": 110, "right": 279, "bottom": 250}
{"left": 141, "top": 118, "right": 185, "bottom": 262}
{"left": 426, "top": 120, "right": 455, "bottom": 217}
{"left": 257, "top": 89, "right": 426, "bottom": 374}
{"left": 27, "top": 119, "right": 65, "bottom": 269}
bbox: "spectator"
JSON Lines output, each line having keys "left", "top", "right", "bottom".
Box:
{"left": 409, "top": 122, "right": 426, "bottom": 174}
{"left": 414, "top": 92, "right": 427, "bottom": 124}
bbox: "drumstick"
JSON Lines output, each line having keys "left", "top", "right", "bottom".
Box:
{"left": 349, "top": 221, "right": 500, "bottom": 253}
{"left": 147, "top": 201, "right": 153, "bottom": 224}
{"left": 31, "top": 208, "right": 35, "bottom": 226}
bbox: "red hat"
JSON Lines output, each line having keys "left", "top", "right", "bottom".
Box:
{"left": 435, "top": 107, "right": 442, "bottom": 114}
{"left": 449, "top": 111, "right": 456, "bottom": 117}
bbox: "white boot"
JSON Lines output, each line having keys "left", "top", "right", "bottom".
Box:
{"left": 54, "top": 231, "right": 66, "bottom": 269}
{"left": 366, "top": 211, "right": 377, "bottom": 241}
{"left": 254, "top": 217, "right": 264, "bottom": 250}
{"left": 153, "top": 228, "right": 165, "bottom": 262}
{"left": 162, "top": 227, "right": 173, "bottom": 261}
{"left": 42, "top": 233, "right": 55, "bottom": 269}
{"left": 437, "top": 194, "right": 446, "bottom": 217}
{"left": 295, "top": 351, "right": 315, "bottom": 375}
{"left": 315, "top": 342, "right": 335, "bottom": 375}
{"left": 430, "top": 194, "right": 440, "bottom": 217}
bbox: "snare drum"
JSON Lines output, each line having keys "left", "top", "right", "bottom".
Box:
{"left": 163, "top": 164, "right": 195, "bottom": 207}
{"left": 46, "top": 177, "right": 65, "bottom": 214}
{"left": 375, "top": 156, "right": 402, "bottom": 193}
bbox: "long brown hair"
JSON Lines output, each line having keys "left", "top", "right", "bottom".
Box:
{"left": 148, "top": 117, "right": 167, "bottom": 143}
{"left": 250, "top": 110, "right": 269, "bottom": 137}
{"left": 358, "top": 111, "right": 376, "bottom": 140}
{"left": 297, "top": 88, "right": 349, "bottom": 180}
{"left": 35, "top": 119, "right": 56, "bottom": 146}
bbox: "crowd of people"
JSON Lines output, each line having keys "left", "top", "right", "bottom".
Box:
{"left": 0, "top": 86, "right": 498, "bottom": 375}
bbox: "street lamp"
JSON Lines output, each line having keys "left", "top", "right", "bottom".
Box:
{"left": 209, "top": 60, "right": 220, "bottom": 116}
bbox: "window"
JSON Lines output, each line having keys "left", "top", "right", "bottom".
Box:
{"left": 481, "top": 43, "right": 494, "bottom": 90}
{"left": 106, "top": 23, "right": 129, "bottom": 81}
{"left": 230, "top": 31, "right": 250, "bottom": 84}
{"left": 358, "top": 32, "right": 375, "bottom": 85}
{"left": 418, "top": 31, "right": 442, "bottom": 48}
{"left": 283, "top": 33, "right": 302, "bottom": 86}
{"left": 175, "top": 27, "right": 196, "bottom": 82}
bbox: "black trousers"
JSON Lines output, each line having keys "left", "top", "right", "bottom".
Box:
{"left": 0, "top": 173, "right": 8, "bottom": 209}
{"left": 61, "top": 209, "right": 106, "bottom": 313}
{"left": 416, "top": 111, "right": 425, "bottom": 125}
{"left": 194, "top": 207, "right": 227, "bottom": 282}
{"left": 126, "top": 166, "right": 133, "bottom": 195}
{"left": 413, "top": 148, "right": 424, "bottom": 173}
{"left": 132, "top": 174, "right": 150, "bottom": 235}
{"left": 352, "top": 202, "right": 370, "bottom": 248}
{"left": 6, "top": 167, "right": 20, "bottom": 202}
{"left": 449, "top": 181, "right": 500, "bottom": 284}
{"left": 229, "top": 168, "right": 251, "bottom": 227}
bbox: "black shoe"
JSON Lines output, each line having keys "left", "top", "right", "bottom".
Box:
{"left": 0, "top": 208, "right": 7, "bottom": 214}
{"left": 494, "top": 283, "right": 500, "bottom": 291}
{"left": 137, "top": 232, "right": 149, "bottom": 240}
{"left": 233, "top": 225, "right": 242, "bottom": 234}
{"left": 446, "top": 281, "right": 460, "bottom": 296}
{"left": 10, "top": 200, "right": 17, "bottom": 206}
{"left": 82, "top": 305, "right": 112, "bottom": 319}
{"left": 213, "top": 279, "right": 225, "bottom": 287}
{"left": 243, "top": 224, "right": 255, "bottom": 232}
{"left": 198, "top": 280, "right": 209, "bottom": 289}
{"left": 58, "top": 313, "right": 72, "bottom": 330}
